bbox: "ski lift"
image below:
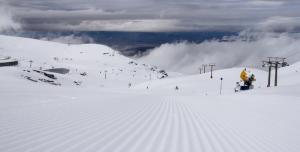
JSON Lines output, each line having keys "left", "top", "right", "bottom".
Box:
{"left": 282, "top": 62, "right": 289, "bottom": 67}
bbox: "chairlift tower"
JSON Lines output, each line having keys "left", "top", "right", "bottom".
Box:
{"left": 202, "top": 64, "right": 208, "bottom": 73}
{"left": 209, "top": 64, "right": 216, "bottom": 79}
{"left": 262, "top": 57, "right": 289, "bottom": 87}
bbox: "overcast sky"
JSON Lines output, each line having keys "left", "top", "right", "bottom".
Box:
{"left": 1, "top": 0, "right": 300, "bottom": 32}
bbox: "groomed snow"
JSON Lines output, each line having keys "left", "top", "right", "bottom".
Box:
{"left": 0, "top": 35, "right": 300, "bottom": 152}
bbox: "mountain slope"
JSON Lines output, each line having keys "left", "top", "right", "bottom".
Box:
{"left": 0, "top": 35, "right": 300, "bottom": 152}
{"left": 0, "top": 35, "right": 171, "bottom": 88}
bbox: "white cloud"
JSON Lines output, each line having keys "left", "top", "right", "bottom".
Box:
{"left": 256, "top": 16, "right": 300, "bottom": 32}
{"left": 140, "top": 32, "right": 300, "bottom": 73}
{"left": 0, "top": 6, "right": 21, "bottom": 32}
{"left": 73, "top": 19, "right": 188, "bottom": 32}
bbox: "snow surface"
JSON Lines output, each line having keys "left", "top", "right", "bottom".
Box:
{"left": 0, "top": 35, "right": 300, "bottom": 152}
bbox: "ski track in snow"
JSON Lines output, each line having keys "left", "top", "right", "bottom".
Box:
{"left": 1, "top": 94, "right": 299, "bottom": 152}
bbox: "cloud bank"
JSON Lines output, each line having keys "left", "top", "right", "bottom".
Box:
{"left": 140, "top": 32, "right": 300, "bottom": 73}
{"left": 4, "top": 0, "right": 300, "bottom": 32}
{"left": 0, "top": 5, "right": 20, "bottom": 32}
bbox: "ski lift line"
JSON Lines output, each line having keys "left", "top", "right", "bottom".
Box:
{"left": 285, "top": 50, "right": 300, "bottom": 59}
{"left": 242, "top": 65, "right": 261, "bottom": 68}
{"left": 259, "top": 51, "right": 299, "bottom": 63}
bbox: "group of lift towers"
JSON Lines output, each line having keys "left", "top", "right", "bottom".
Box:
{"left": 199, "top": 64, "right": 216, "bottom": 79}
{"left": 198, "top": 57, "right": 289, "bottom": 87}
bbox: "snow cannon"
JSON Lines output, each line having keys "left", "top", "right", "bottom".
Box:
{"left": 235, "top": 69, "right": 256, "bottom": 92}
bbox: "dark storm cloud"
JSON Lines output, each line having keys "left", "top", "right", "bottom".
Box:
{"left": 2, "top": 0, "right": 300, "bottom": 31}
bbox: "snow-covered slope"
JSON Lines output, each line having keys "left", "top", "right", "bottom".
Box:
{"left": 1, "top": 35, "right": 300, "bottom": 152}
{"left": 135, "top": 63, "right": 300, "bottom": 95}
{"left": 0, "top": 35, "right": 171, "bottom": 88}
{"left": 134, "top": 67, "right": 267, "bottom": 95}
